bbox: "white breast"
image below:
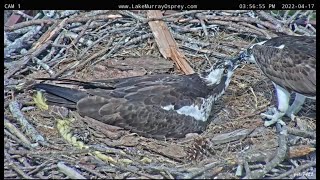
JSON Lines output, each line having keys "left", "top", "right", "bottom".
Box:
{"left": 161, "top": 96, "right": 216, "bottom": 121}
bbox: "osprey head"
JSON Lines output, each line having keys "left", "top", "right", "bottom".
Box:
{"left": 239, "top": 41, "right": 268, "bottom": 64}
{"left": 201, "top": 57, "right": 241, "bottom": 85}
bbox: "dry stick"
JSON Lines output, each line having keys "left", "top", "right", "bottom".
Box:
{"left": 4, "top": 40, "right": 52, "bottom": 79}
{"left": 77, "top": 164, "right": 109, "bottom": 179}
{"left": 147, "top": 10, "right": 194, "bottom": 75}
{"left": 57, "top": 162, "right": 86, "bottom": 179}
{"left": 114, "top": 164, "right": 162, "bottom": 179}
{"left": 272, "top": 161, "right": 316, "bottom": 179}
{"left": 162, "top": 10, "right": 206, "bottom": 18}
{"left": 9, "top": 101, "right": 45, "bottom": 143}
{"left": 51, "top": 60, "right": 78, "bottom": 79}
{"left": 33, "top": 18, "right": 67, "bottom": 49}
{"left": 33, "top": 57, "right": 54, "bottom": 76}
{"left": 4, "top": 26, "right": 42, "bottom": 57}
{"left": 69, "top": 19, "right": 93, "bottom": 52}
{"left": 92, "top": 25, "right": 143, "bottom": 65}
{"left": 238, "top": 22, "right": 275, "bottom": 39}
{"left": 287, "top": 127, "right": 316, "bottom": 139}
{"left": 146, "top": 10, "right": 206, "bottom": 22}
{"left": 293, "top": 24, "right": 314, "bottom": 36}
{"left": 208, "top": 20, "right": 265, "bottom": 37}
{"left": 75, "top": 37, "right": 114, "bottom": 71}
{"left": 284, "top": 10, "right": 302, "bottom": 26}
{"left": 13, "top": 10, "right": 34, "bottom": 20}
{"left": 9, "top": 148, "right": 90, "bottom": 157}
{"left": 78, "top": 33, "right": 110, "bottom": 57}
{"left": 183, "top": 162, "right": 221, "bottom": 179}
{"left": 195, "top": 13, "right": 208, "bottom": 37}
{"left": 4, "top": 119, "right": 33, "bottom": 149}
{"left": 4, "top": 150, "right": 34, "bottom": 179}
{"left": 27, "top": 161, "right": 51, "bottom": 176}
{"left": 245, "top": 125, "right": 288, "bottom": 179}
{"left": 171, "top": 31, "right": 210, "bottom": 47}
{"left": 123, "top": 33, "right": 154, "bottom": 47}
{"left": 257, "top": 10, "right": 282, "bottom": 27}
{"left": 119, "top": 10, "right": 146, "bottom": 22}
{"left": 204, "top": 15, "right": 296, "bottom": 36}
{"left": 5, "top": 14, "right": 122, "bottom": 31}
{"left": 283, "top": 10, "right": 290, "bottom": 20}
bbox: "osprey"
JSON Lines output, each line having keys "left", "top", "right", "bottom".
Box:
{"left": 239, "top": 35, "right": 316, "bottom": 126}
{"left": 33, "top": 57, "right": 241, "bottom": 139}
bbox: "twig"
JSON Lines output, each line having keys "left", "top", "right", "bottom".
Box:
{"left": 287, "top": 127, "right": 316, "bottom": 139}
{"left": 238, "top": 22, "right": 275, "bottom": 39}
{"left": 14, "top": 10, "right": 34, "bottom": 20}
{"left": 27, "top": 160, "right": 51, "bottom": 176}
{"left": 4, "top": 120, "right": 33, "bottom": 149}
{"left": 77, "top": 164, "right": 109, "bottom": 179}
{"left": 4, "top": 26, "right": 42, "bottom": 58}
{"left": 51, "top": 59, "right": 78, "bottom": 79}
{"left": 119, "top": 10, "right": 146, "bottom": 22}
{"left": 245, "top": 124, "right": 288, "bottom": 179}
{"left": 5, "top": 14, "right": 122, "bottom": 31}
{"left": 147, "top": 10, "right": 206, "bottom": 22}
{"left": 123, "top": 33, "right": 154, "bottom": 47}
{"left": 9, "top": 101, "right": 45, "bottom": 143}
{"left": 4, "top": 40, "right": 52, "bottom": 79}
{"left": 33, "top": 57, "right": 55, "bottom": 76}
{"left": 93, "top": 25, "right": 142, "bottom": 65}
{"left": 195, "top": 13, "right": 209, "bottom": 37}
{"left": 32, "top": 18, "right": 67, "bottom": 49}
{"left": 204, "top": 15, "right": 296, "bottom": 35}
{"left": 5, "top": 150, "right": 34, "bottom": 179}
{"left": 183, "top": 162, "right": 223, "bottom": 179}
{"left": 272, "top": 161, "right": 316, "bottom": 179}
{"left": 172, "top": 31, "right": 210, "bottom": 46}
{"left": 76, "top": 37, "right": 114, "bottom": 71}
{"left": 257, "top": 11, "right": 282, "bottom": 27}
{"left": 57, "top": 162, "right": 86, "bottom": 179}
{"left": 78, "top": 33, "right": 110, "bottom": 57}
{"left": 64, "top": 31, "right": 93, "bottom": 46}
{"left": 284, "top": 10, "right": 302, "bottom": 26}
{"left": 249, "top": 87, "right": 258, "bottom": 109}
{"left": 66, "top": 19, "right": 92, "bottom": 56}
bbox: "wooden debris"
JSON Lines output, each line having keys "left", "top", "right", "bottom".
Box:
{"left": 147, "top": 10, "right": 194, "bottom": 74}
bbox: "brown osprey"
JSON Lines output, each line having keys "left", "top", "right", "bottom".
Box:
{"left": 33, "top": 58, "right": 242, "bottom": 139}
{"left": 240, "top": 36, "right": 316, "bottom": 126}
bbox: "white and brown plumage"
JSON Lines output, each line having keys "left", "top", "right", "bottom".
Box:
{"left": 33, "top": 58, "right": 242, "bottom": 139}
{"left": 240, "top": 35, "right": 316, "bottom": 126}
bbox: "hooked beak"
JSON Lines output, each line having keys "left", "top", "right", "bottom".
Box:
{"left": 229, "top": 56, "right": 244, "bottom": 71}
{"left": 234, "top": 50, "right": 255, "bottom": 65}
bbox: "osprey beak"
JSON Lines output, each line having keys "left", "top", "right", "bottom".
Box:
{"left": 238, "top": 50, "right": 255, "bottom": 64}
{"left": 229, "top": 56, "right": 242, "bottom": 70}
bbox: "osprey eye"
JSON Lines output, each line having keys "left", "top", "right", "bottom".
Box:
{"left": 224, "top": 69, "right": 228, "bottom": 74}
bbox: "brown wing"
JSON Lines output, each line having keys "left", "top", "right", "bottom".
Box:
{"left": 76, "top": 95, "right": 206, "bottom": 139}
{"left": 252, "top": 36, "right": 316, "bottom": 96}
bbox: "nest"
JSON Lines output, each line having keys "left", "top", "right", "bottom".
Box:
{"left": 4, "top": 10, "right": 316, "bottom": 179}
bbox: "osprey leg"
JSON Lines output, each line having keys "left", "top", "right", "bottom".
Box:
{"left": 261, "top": 84, "right": 290, "bottom": 126}
{"left": 285, "top": 93, "right": 306, "bottom": 120}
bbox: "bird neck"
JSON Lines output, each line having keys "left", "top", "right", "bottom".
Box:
{"left": 199, "top": 67, "right": 234, "bottom": 98}
{"left": 199, "top": 67, "right": 225, "bottom": 86}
